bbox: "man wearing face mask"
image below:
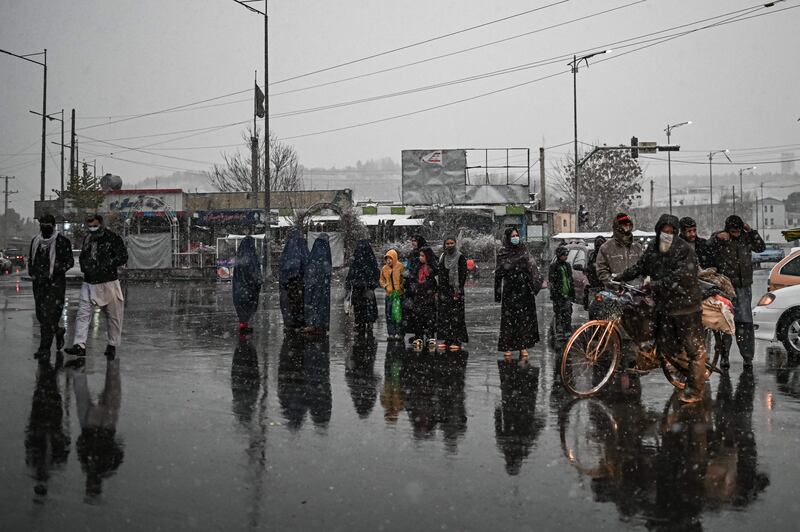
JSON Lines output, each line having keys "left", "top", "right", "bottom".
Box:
{"left": 65, "top": 214, "right": 128, "bottom": 359}
{"left": 615, "top": 214, "right": 708, "bottom": 403}
{"left": 707, "top": 215, "right": 765, "bottom": 368}
{"left": 28, "top": 214, "right": 74, "bottom": 358}
{"left": 596, "top": 213, "right": 644, "bottom": 288}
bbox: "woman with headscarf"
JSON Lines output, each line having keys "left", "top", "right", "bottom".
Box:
{"left": 495, "top": 227, "right": 543, "bottom": 360}
{"left": 411, "top": 246, "right": 438, "bottom": 350}
{"left": 345, "top": 239, "right": 380, "bottom": 336}
{"left": 279, "top": 229, "right": 308, "bottom": 333}
{"left": 380, "top": 249, "right": 405, "bottom": 340}
{"left": 232, "top": 235, "right": 262, "bottom": 332}
{"left": 404, "top": 234, "right": 428, "bottom": 342}
{"left": 437, "top": 236, "right": 468, "bottom": 351}
{"left": 303, "top": 233, "right": 332, "bottom": 335}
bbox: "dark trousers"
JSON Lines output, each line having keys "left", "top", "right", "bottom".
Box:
{"left": 714, "top": 322, "right": 755, "bottom": 362}
{"left": 32, "top": 279, "right": 65, "bottom": 350}
{"left": 657, "top": 311, "right": 708, "bottom": 393}
{"left": 552, "top": 299, "right": 573, "bottom": 341}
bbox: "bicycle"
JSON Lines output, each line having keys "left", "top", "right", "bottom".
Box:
{"left": 559, "top": 281, "right": 721, "bottom": 397}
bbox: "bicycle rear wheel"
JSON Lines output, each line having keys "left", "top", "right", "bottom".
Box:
{"left": 560, "top": 320, "right": 621, "bottom": 397}
{"left": 662, "top": 330, "right": 721, "bottom": 390}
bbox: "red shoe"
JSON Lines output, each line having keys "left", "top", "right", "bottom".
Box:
{"left": 239, "top": 321, "right": 249, "bottom": 331}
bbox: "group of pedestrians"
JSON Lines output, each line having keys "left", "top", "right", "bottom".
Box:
{"left": 29, "top": 213, "right": 128, "bottom": 362}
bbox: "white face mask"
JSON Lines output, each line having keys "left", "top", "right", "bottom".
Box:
{"left": 659, "top": 232, "right": 674, "bottom": 253}
{"left": 88, "top": 226, "right": 101, "bottom": 233}
{"left": 510, "top": 236, "right": 520, "bottom": 245}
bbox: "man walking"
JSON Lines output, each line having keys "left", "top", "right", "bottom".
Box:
{"left": 708, "top": 215, "right": 765, "bottom": 368}
{"left": 29, "top": 214, "right": 74, "bottom": 358}
{"left": 679, "top": 217, "right": 715, "bottom": 269}
{"left": 596, "top": 213, "right": 644, "bottom": 287}
{"left": 65, "top": 214, "right": 128, "bottom": 359}
{"left": 616, "top": 214, "right": 708, "bottom": 403}
{"left": 548, "top": 246, "right": 574, "bottom": 343}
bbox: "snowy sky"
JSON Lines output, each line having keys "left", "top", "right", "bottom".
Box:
{"left": 2, "top": 0, "right": 799, "bottom": 217}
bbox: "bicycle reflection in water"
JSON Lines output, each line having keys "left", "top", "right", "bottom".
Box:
{"left": 558, "top": 368, "right": 768, "bottom": 529}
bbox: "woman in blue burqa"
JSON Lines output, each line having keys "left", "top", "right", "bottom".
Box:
{"left": 280, "top": 229, "right": 308, "bottom": 333}
{"left": 232, "top": 235, "right": 262, "bottom": 332}
{"left": 303, "top": 233, "right": 332, "bottom": 335}
{"left": 345, "top": 239, "right": 380, "bottom": 336}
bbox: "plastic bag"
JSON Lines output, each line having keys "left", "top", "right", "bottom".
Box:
{"left": 390, "top": 291, "right": 403, "bottom": 324}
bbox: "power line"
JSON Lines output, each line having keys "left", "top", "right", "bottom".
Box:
{"left": 271, "top": 0, "right": 649, "bottom": 97}
{"left": 270, "top": 0, "right": 570, "bottom": 86}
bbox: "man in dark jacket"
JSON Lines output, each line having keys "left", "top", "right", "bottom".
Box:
{"left": 679, "top": 217, "right": 715, "bottom": 269}
{"left": 616, "top": 214, "right": 708, "bottom": 403}
{"left": 596, "top": 213, "right": 644, "bottom": 287}
{"left": 29, "top": 214, "right": 74, "bottom": 358}
{"left": 549, "top": 246, "right": 574, "bottom": 342}
{"left": 707, "top": 214, "right": 765, "bottom": 368}
{"left": 65, "top": 214, "right": 128, "bottom": 359}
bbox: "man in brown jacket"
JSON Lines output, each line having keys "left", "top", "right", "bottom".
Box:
{"left": 596, "top": 213, "right": 645, "bottom": 287}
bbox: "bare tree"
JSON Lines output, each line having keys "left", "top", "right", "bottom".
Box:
{"left": 207, "top": 127, "right": 303, "bottom": 192}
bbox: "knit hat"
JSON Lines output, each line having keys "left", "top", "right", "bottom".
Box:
{"left": 725, "top": 215, "right": 744, "bottom": 231}
{"left": 679, "top": 217, "right": 696, "bottom": 231}
{"left": 556, "top": 245, "right": 569, "bottom": 258}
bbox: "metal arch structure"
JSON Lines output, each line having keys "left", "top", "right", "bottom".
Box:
{"left": 296, "top": 202, "right": 343, "bottom": 230}
{"left": 118, "top": 195, "right": 180, "bottom": 267}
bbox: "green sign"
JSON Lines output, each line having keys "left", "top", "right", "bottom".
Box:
{"left": 505, "top": 205, "right": 525, "bottom": 215}
{"left": 390, "top": 206, "right": 406, "bottom": 215}
{"left": 362, "top": 206, "right": 378, "bottom": 215}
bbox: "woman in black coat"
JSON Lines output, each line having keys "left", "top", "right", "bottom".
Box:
{"left": 345, "top": 239, "right": 380, "bottom": 335}
{"left": 437, "top": 236, "right": 468, "bottom": 350}
{"left": 232, "top": 236, "right": 262, "bottom": 332}
{"left": 494, "top": 227, "right": 543, "bottom": 360}
{"left": 411, "top": 246, "right": 438, "bottom": 350}
{"left": 303, "top": 234, "right": 332, "bottom": 335}
{"left": 279, "top": 229, "right": 308, "bottom": 333}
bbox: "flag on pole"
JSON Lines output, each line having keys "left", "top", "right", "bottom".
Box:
{"left": 255, "top": 83, "right": 265, "bottom": 118}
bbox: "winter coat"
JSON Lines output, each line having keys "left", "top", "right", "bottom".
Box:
{"left": 304, "top": 234, "right": 332, "bottom": 330}
{"left": 618, "top": 214, "right": 703, "bottom": 315}
{"left": 680, "top": 235, "right": 715, "bottom": 270}
{"left": 548, "top": 260, "right": 575, "bottom": 302}
{"left": 280, "top": 229, "right": 308, "bottom": 287}
{"left": 79, "top": 229, "right": 127, "bottom": 284}
{"left": 380, "top": 249, "right": 405, "bottom": 295}
{"left": 232, "top": 236, "right": 262, "bottom": 323}
{"left": 708, "top": 229, "right": 765, "bottom": 288}
{"left": 595, "top": 226, "right": 644, "bottom": 286}
{"left": 28, "top": 233, "right": 74, "bottom": 282}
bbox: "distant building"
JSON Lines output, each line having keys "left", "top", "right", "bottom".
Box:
{"left": 759, "top": 197, "right": 786, "bottom": 229}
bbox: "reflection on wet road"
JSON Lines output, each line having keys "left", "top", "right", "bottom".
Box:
{"left": 1, "top": 271, "right": 799, "bottom": 530}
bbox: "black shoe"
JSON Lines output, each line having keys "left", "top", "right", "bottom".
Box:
{"left": 34, "top": 348, "right": 50, "bottom": 359}
{"left": 55, "top": 327, "right": 66, "bottom": 350}
{"left": 105, "top": 345, "right": 116, "bottom": 360}
{"left": 720, "top": 355, "right": 730, "bottom": 369}
{"left": 64, "top": 358, "right": 86, "bottom": 370}
{"left": 64, "top": 344, "right": 86, "bottom": 357}
{"left": 743, "top": 358, "right": 753, "bottom": 369}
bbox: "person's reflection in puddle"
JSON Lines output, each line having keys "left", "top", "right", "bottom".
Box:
{"left": 69, "top": 358, "right": 124, "bottom": 501}
{"left": 304, "top": 337, "right": 332, "bottom": 429}
{"left": 380, "top": 341, "right": 406, "bottom": 425}
{"left": 277, "top": 335, "right": 332, "bottom": 430}
{"left": 231, "top": 333, "right": 260, "bottom": 426}
{"left": 345, "top": 334, "right": 379, "bottom": 419}
{"left": 766, "top": 345, "right": 800, "bottom": 399}
{"left": 494, "top": 359, "right": 545, "bottom": 475}
{"left": 25, "top": 356, "right": 70, "bottom": 502}
{"left": 401, "top": 350, "right": 468, "bottom": 453}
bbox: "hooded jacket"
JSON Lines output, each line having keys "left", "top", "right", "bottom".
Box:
{"left": 595, "top": 218, "right": 644, "bottom": 286}
{"left": 79, "top": 229, "right": 127, "bottom": 284}
{"left": 380, "top": 249, "right": 405, "bottom": 295}
{"left": 708, "top": 215, "right": 766, "bottom": 288}
{"left": 618, "top": 214, "right": 702, "bottom": 315}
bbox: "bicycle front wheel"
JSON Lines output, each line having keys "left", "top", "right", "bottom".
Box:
{"left": 560, "top": 320, "right": 621, "bottom": 397}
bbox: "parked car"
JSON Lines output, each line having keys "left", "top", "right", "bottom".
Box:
{"left": 0, "top": 252, "right": 12, "bottom": 274}
{"left": 4, "top": 248, "right": 25, "bottom": 269}
{"left": 753, "top": 245, "right": 785, "bottom": 267}
{"left": 753, "top": 284, "right": 800, "bottom": 355}
{"left": 768, "top": 249, "right": 800, "bottom": 292}
{"left": 65, "top": 249, "right": 83, "bottom": 284}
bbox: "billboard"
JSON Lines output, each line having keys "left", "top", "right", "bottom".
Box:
{"left": 402, "top": 149, "right": 530, "bottom": 205}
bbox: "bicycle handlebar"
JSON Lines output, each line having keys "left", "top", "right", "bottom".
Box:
{"left": 607, "top": 280, "right": 648, "bottom": 296}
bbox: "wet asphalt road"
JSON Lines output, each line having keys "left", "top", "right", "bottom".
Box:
{"left": 2, "top": 269, "right": 800, "bottom": 531}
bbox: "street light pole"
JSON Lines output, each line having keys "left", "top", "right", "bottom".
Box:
{"left": 664, "top": 120, "right": 691, "bottom": 214}
{"left": 738, "top": 166, "right": 756, "bottom": 216}
{"left": 31, "top": 109, "right": 64, "bottom": 198}
{"left": 568, "top": 49, "right": 610, "bottom": 231}
{"left": 0, "top": 48, "right": 47, "bottom": 201}
{"left": 708, "top": 149, "right": 731, "bottom": 228}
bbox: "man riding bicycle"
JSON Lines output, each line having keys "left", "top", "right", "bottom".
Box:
{"left": 613, "top": 214, "right": 708, "bottom": 404}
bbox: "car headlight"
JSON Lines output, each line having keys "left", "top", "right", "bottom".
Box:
{"left": 757, "top": 293, "right": 776, "bottom": 306}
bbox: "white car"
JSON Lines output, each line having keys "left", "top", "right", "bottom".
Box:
{"left": 753, "top": 284, "right": 800, "bottom": 356}
{"left": 65, "top": 249, "right": 83, "bottom": 283}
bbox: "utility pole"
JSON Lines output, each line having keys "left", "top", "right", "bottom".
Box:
{"left": 732, "top": 186, "right": 736, "bottom": 214}
{"left": 69, "top": 109, "right": 76, "bottom": 185}
{"left": 264, "top": 1, "right": 272, "bottom": 280}
{"left": 650, "top": 179, "right": 654, "bottom": 212}
{"left": 1, "top": 176, "right": 18, "bottom": 243}
{"left": 539, "top": 147, "right": 546, "bottom": 210}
